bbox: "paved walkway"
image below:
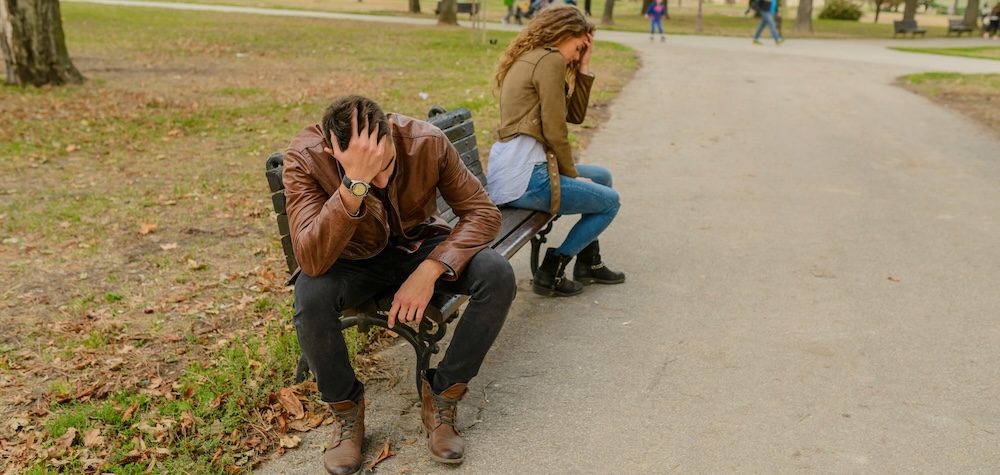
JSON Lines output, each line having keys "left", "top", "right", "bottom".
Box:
{"left": 73, "top": 2, "right": 1000, "bottom": 471}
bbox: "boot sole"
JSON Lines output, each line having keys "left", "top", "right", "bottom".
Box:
{"left": 575, "top": 276, "right": 626, "bottom": 285}
{"left": 531, "top": 284, "right": 584, "bottom": 297}
{"left": 421, "top": 425, "right": 465, "bottom": 464}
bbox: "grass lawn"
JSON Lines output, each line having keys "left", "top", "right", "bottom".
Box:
{"left": 123, "top": 0, "right": 957, "bottom": 38}
{"left": 890, "top": 46, "right": 1000, "bottom": 61}
{"left": 0, "top": 3, "right": 637, "bottom": 473}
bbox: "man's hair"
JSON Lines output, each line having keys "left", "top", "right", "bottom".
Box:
{"left": 321, "top": 95, "right": 391, "bottom": 153}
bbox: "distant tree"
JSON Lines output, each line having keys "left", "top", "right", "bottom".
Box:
{"left": 964, "top": 0, "right": 980, "bottom": 31}
{"left": 601, "top": 0, "right": 616, "bottom": 25}
{"left": 794, "top": 0, "right": 813, "bottom": 32}
{"left": 438, "top": 0, "right": 457, "bottom": 24}
{"left": 901, "top": 0, "right": 917, "bottom": 21}
{"left": 1, "top": 0, "right": 83, "bottom": 86}
{"left": 410, "top": 0, "right": 421, "bottom": 14}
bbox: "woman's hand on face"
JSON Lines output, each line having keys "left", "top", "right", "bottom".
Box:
{"left": 579, "top": 32, "right": 594, "bottom": 71}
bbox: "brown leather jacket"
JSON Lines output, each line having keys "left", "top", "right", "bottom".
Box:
{"left": 495, "top": 47, "right": 595, "bottom": 213}
{"left": 283, "top": 113, "right": 501, "bottom": 278}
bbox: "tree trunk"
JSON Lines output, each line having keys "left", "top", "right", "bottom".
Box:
{"left": 409, "top": 0, "right": 421, "bottom": 14}
{"left": 963, "top": 0, "right": 980, "bottom": 31}
{"left": 1, "top": 0, "right": 83, "bottom": 87}
{"left": 438, "top": 0, "right": 458, "bottom": 24}
{"left": 794, "top": 0, "right": 812, "bottom": 33}
{"left": 601, "top": 0, "right": 616, "bottom": 25}
{"left": 901, "top": 0, "right": 918, "bottom": 21}
{"left": 641, "top": 0, "right": 653, "bottom": 15}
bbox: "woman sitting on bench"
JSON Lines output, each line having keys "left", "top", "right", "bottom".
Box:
{"left": 488, "top": 5, "right": 626, "bottom": 297}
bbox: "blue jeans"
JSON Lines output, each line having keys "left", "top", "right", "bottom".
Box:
{"left": 754, "top": 11, "right": 781, "bottom": 41}
{"left": 507, "top": 163, "right": 620, "bottom": 257}
{"left": 650, "top": 18, "right": 663, "bottom": 35}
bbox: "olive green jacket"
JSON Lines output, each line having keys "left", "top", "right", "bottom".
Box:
{"left": 496, "top": 47, "right": 595, "bottom": 214}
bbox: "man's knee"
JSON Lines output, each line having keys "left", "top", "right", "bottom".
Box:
{"left": 469, "top": 249, "right": 517, "bottom": 300}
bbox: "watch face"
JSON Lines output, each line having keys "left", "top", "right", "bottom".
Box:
{"left": 350, "top": 181, "right": 369, "bottom": 197}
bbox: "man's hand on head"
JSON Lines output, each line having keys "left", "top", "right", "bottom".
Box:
{"left": 323, "top": 109, "right": 387, "bottom": 183}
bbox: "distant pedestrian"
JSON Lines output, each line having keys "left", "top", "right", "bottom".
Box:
{"left": 584, "top": 0, "right": 592, "bottom": 15}
{"left": 645, "top": 0, "right": 668, "bottom": 42}
{"left": 503, "top": 0, "right": 523, "bottom": 24}
{"left": 752, "top": 0, "right": 783, "bottom": 45}
{"left": 986, "top": 3, "right": 1000, "bottom": 39}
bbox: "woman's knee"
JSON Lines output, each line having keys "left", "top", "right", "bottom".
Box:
{"left": 577, "top": 164, "right": 613, "bottom": 187}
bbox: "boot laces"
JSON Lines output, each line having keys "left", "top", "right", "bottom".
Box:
{"left": 431, "top": 396, "right": 459, "bottom": 427}
{"left": 334, "top": 405, "right": 360, "bottom": 442}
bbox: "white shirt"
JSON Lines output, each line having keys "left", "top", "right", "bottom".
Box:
{"left": 487, "top": 135, "right": 546, "bottom": 206}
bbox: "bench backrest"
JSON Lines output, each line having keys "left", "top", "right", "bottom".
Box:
{"left": 265, "top": 107, "right": 482, "bottom": 276}
{"left": 894, "top": 19, "right": 917, "bottom": 29}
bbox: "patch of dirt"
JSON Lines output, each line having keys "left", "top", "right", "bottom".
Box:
{"left": 898, "top": 76, "right": 1000, "bottom": 139}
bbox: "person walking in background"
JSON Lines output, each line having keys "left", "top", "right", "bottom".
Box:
{"left": 752, "top": 0, "right": 783, "bottom": 45}
{"left": 503, "top": 0, "right": 522, "bottom": 24}
{"left": 489, "top": 5, "right": 626, "bottom": 298}
{"left": 645, "top": 0, "right": 668, "bottom": 42}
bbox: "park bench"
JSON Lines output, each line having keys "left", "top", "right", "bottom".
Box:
{"left": 893, "top": 19, "right": 927, "bottom": 38}
{"left": 265, "top": 106, "right": 557, "bottom": 395}
{"left": 946, "top": 19, "right": 974, "bottom": 36}
{"left": 434, "top": 1, "right": 480, "bottom": 18}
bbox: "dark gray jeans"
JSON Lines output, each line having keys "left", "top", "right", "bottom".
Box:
{"left": 293, "top": 235, "right": 515, "bottom": 403}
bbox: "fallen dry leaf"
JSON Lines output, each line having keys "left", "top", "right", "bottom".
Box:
{"left": 368, "top": 436, "right": 394, "bottom": 471}
{"left": 887, "top": 276, "right": 900, "bottom": 282}
{"left": 159, "top": 243, "right": 178, "bottom": 250}
{"left": 277, "top": 388, "right": 304, "bottom": 419}
{"left": 139, "top": 223, "right": 157, "bottom": 235}
{"left": 279, "top": 435, "right": 301, "bottom": 449}
{"left": 82, "top": 428, "right": 106, "bottom": 447}
{"left": 122, "top": 401, "right": 140, "bottom": 421}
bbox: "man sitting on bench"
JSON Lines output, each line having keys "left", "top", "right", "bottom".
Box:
{"left": 282, "top": 94, "right": 515, "bottom": 474}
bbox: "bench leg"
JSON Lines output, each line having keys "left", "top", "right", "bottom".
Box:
{"left": 294, "top": 314, "right": 449, "bottom": 397}
{"left": 529, "top": 217, "right": 559, "bottom": 276}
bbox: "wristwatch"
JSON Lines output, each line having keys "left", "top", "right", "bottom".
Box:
{"left": 342, "top": 175, "right": 370, "bottom": 198}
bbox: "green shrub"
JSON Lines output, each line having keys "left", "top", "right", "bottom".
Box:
{"left": 819, "top": 0, "right": 863, "bottom": 20}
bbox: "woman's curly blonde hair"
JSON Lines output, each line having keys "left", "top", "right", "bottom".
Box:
{"left": 493, "top": 5, "right": 595, "bottom": 95}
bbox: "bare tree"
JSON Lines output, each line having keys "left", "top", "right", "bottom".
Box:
{"left": 602, "top": 0, "right": 617, "bottom": 25}
{"left": 794, "top": 0, "right": 812, "bottom": 33}
{"left": 1, "top": 0, "right": 83, "bottom": 86}
{"left": 438, "top": 0, "right": 458, "bottom": 24}
{"left": 410, "top": 0, "right": 421, "bottom": 14}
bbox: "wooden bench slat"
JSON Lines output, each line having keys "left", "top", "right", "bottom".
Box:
{"left": 451, "top": 135, "right": 476, "bottom": 155}
{"left": 427, "top": 107, "right": 472, "bottom": 129}
{"left": 493, "top": 208, "right": 553, "bottom": 259}
{"left": 271, "top": 192, "right": 286, "bottom": 215}
{"left": 439, "top": 121, "right": 476, "bottom": 143}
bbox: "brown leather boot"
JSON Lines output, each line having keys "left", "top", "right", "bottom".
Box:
{"left": 421, "top": 373, "right": 467, "bottom": 464}
{"left": 322, "top": 397, "right": 365, "bottom": 475}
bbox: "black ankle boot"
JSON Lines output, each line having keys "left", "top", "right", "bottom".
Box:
{"left": 573, "top": 240, "right": 625, "bottom": 285}
{"left": 533, "top": 248, "right": 584, "bottom": 297}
